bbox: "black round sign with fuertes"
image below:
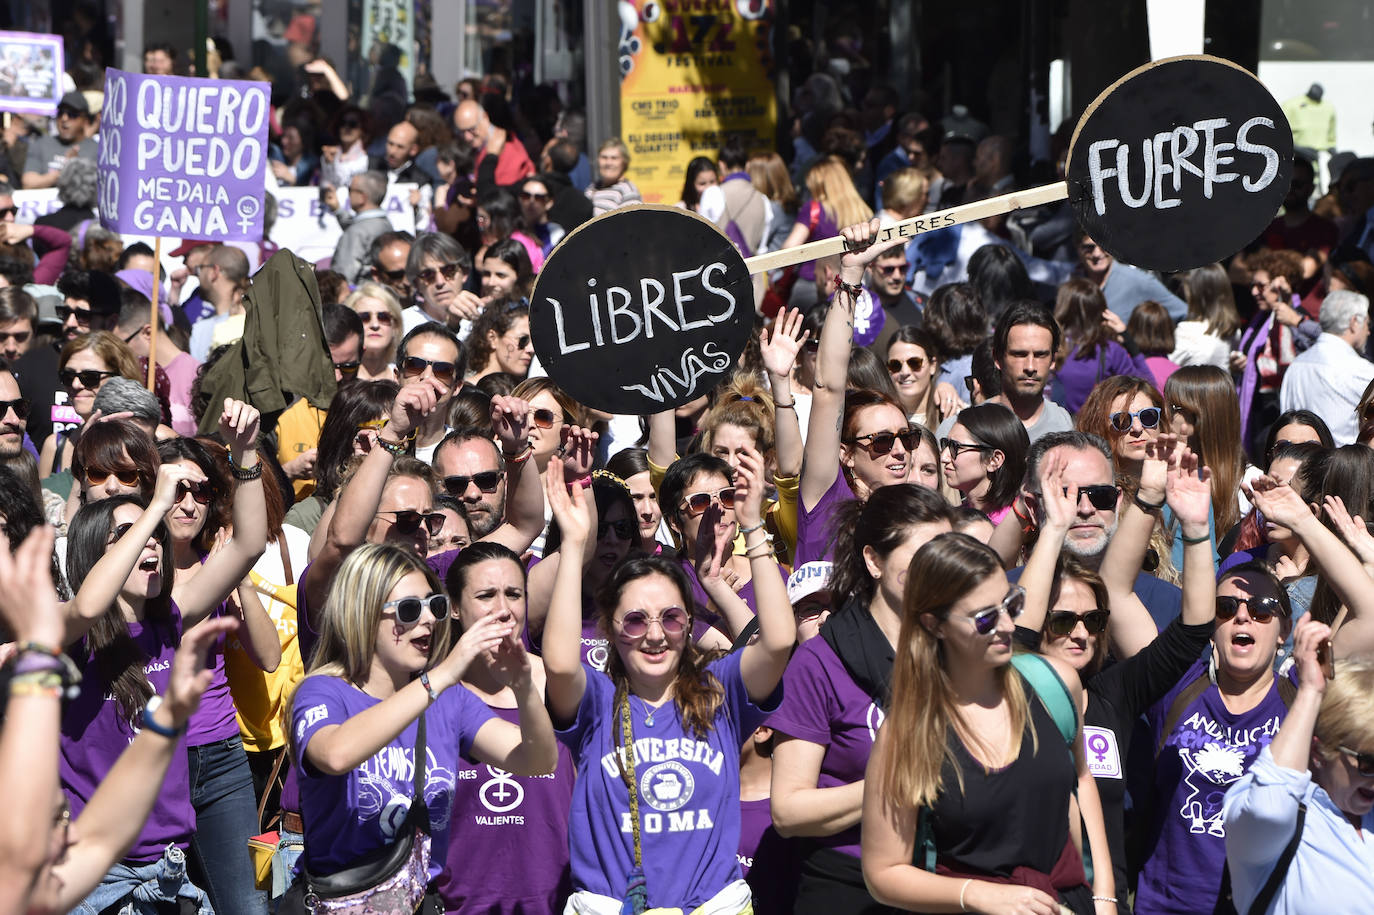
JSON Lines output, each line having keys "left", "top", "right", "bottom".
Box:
{"left": 1067, "top": 55, "right": 1293, "bottom": 273}
{"left": 530, "top": 204, "right": 755, "bottom": 415}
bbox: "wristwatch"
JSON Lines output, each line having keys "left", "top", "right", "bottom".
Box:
{"left": 142, "top": 696, "right": 185, "bottom": 738}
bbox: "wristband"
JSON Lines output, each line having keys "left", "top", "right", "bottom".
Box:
{"left": 503, "top": 443, "right": 534, "bottom": 465}
{"left": 377, "top": 436, "right": 409, "bottom": 457}
{"left": 738, "top": 521, "right": 765, "bottom": 535}
{"left": 1180, "top": 531, "right": 1210, "bottom": 545}
{"left": 568, "top": 474, "right": 592, "bottom": 490}
{"left": 1133, "top": 492, "right": 1164, "bottom": 513}
{"left": 9, "top": 678, "right": 62, "bottom": 698}
{"left": 229, "top": 461, "right": 263, "bottom": 482}
{"left": 142, "top": 696, "right": 184, "bottom": 738}
{"left": 833, "top": 276, "right": 863, "bottom": 299}
{"left": 774, "top": 400, "right": 795, "bottom": 410}
{"left": 959, "top": 878, "right": 972, "bottom": 912}
{"left": 419, "top": 671, "right": 438, "bottom": 703}
{"left": 1092, "top": 896, "right": 1118, "bottom": 905}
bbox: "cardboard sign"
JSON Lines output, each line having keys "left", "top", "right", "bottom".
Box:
{"left": 529, "top": 205, "right": 754, "bottom": 415}
{"left": 96, "top": 69, "right": 271, "bottom": 241}
{"left": 1067, "top": 55, "right": 1293, "bottom": 273}
{"left": 0, "top": 31, "right": 62, "bottom": 116}
{"left": 267, "top": 185, "right": 418, "bottom": 266}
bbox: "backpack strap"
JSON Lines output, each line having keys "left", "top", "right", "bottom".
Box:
{"left": 1010, "top": 652, "right": 1077, "bottom": 747}
{"left": 1156, "top": 668, "right": 1213, "bottom": 757}
{"left": 1246, "top": 802, "right": 1306, "bottom": 915}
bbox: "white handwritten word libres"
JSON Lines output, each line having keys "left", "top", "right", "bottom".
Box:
{"left": 1084, "top": 116, "right": 1281, "bottom": 215}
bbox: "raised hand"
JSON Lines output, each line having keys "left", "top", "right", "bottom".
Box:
{"left": 1291, "top": 617, "right": 1333, "bottom": 695}
{"left": 0, "top": 525, "right": 61, "bottom": 648}
{"left": 435, "top": 613, "right": 515, "bottom": 691}
{"left": 733, "top": 446, "right": 767, "bottom": 530}
{"left": 1164, "top": 447, "right": 1212, "bottom": 530}
{"left": 1248, "top": 476, "right": 1312, "bottom": 531}
{"left": 486, "top": 629, "right": 534, "bottom": 690}
{"left": 218, "top": 399, "right": 261, "bottom": 457}
{"left": 1037, "top": 450, "right": 1078, "bottom": 535}
{"left": 839, "top": 217, "right": 908, "bottom": 276}
{"left": 544, "top": 456, "right": 590, "bottom": 545}
{"left": 760, "top": 307, "right": 808, "bottom": 379}
{"left": 1139, "top": 433, "right": 1180, "bottom": 503}
{"left": 152, "top": 461, "right": 208, "bottom": 514}
{"left": 1323, "top": 495, "right": 1374, "bottom": 570}
{"left": 693, "top": 499, "right": 734, "bottom": 584}
{"left": 386, "top": 377, "right": 447, "bottom": 440}
{"left": 557, "top": 425, "right": 599, "bottom": 482}
{"left": 490, "top": 395, "right": 532, "bottom": 454}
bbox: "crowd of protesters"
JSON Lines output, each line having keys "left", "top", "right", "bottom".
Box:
{"left": 0, "top": 27, "right": 1373, "bottom": 915}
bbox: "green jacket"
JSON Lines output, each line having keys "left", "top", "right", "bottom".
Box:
{"left": 196, "top": 248, "right": 337, "bottom": 435}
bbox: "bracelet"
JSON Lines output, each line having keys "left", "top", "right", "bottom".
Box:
{"left": 738, "top": 521, "right": 765, "bottom": 535}
{"left": 503, "top": 443, "right": 534, "bottom": 465}
{"left": 744, "top": 546, "right": 773, "bottom": 560}
{"left": 141, "top": 697, "right": 184, "bottom": 738}
{"left": 229, "top": 461, "right": 263, "bottom": 482}
{"left": 419, "top": 671, "right": 437, "bottom": 704}
{"left": 1092, "top": 896, "right": 1118, "bottom": 905}
{"left": 1133, "top": 492, "right": 1164, "bottom": 512}
{"left": 959, "top": 878, "right": 972, "bottom": 912}
{"left": 10, "top": 652, "right": 82, "bottom": 697}
{"left": 13, "top": 652, "right": 64, "bottom": 675}
{"left": 9, "top": 678, "right": 61, "bottom": 698}
{"left": 833, "top": 276, "right": 864, "bottom": 299}
{"left": 376, "top": 436, "right": 409, "bottom": 457}
{"left": 1180, "top": 531, "right": 1210, "bottom": 545}
{"left": 568, "top": 474, "right": 592, "bottom": 490}
{"left": 774, "top": 400, "right": 795, "bottom": 410}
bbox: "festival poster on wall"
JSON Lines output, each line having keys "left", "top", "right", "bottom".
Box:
{"left": 360, "top": 0, "right": 417, "bottom": 98}
{"left": 96, "top": 69, "right": 271, "bottom": 241}
{"left": 617, "top": 0, "right": 777, "bottom": 205}
{"left": 0, "top": 32, "right": 63, "bottom": 116}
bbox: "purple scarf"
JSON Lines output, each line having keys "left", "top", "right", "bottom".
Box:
{"left": 1237, "top": 312, "right": 1274, "bottom": 445}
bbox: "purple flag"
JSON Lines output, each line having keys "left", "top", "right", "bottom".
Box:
{"left": 96, "top": 69, "right": 270, "bottom": 241}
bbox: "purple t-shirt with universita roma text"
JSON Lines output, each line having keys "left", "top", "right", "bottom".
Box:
{"left": 766, "top": 635, "right": 883, "bottom": 858}
{"left": 61, "top": 604, "right": 192, "bottom": 862}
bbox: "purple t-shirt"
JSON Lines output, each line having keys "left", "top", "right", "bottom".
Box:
{"left": 677, "top": 557, "right": 787, "bottom": 632}
{"left": 61, "top": 603, "right": 193, "bottom": 862}
{"left": 292, "top": 675, "right": 497, "bottom": 879}
{"left": 1135, "top": 657, "right": 1293, "bottom": 915}
{"left": 437, "top": 702, "right": 575, "bottom": 914}
{"left": 765, "top": 636, "right": 882, "bottom": 857}
{"left": 186, "top": 603, "right": 241, "bottom": 746}
{"left": 557, "top": 651, "right": 780, "bottom": 908}
{"left": 796, "top": 203, "right": 839, "bottom": 282}
{"left": 737, "top": 797, "right": 771, "bottom": 877}
{"left": 795, "top": 468, "right": 855, "bottom": 567}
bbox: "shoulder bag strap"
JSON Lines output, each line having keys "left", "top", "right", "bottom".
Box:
{"left": 1010, "top": 652, "right": 1077, "bottom": 747}
{"left": 279, "top": 536, "right": 294, "bottom": 586}
{"left": 409, "top": 711, "right": 429, "bottom": 833}
{"left": 1246, "top": 802, "right": 1306, "bottom": 915}
{"left": 256, "top": 745, "right": 289, "bottom": 832}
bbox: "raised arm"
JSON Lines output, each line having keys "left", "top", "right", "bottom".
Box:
{"left": 479, "top": 395, "right": 546, "bottom": 554}
{"left": 733, "top": 448, "right": 795, "bottom": 700}
{"left": 647, "top": 409, "right": 678, "bottom": 478}
{"left": 227, "top": 571, "right": 282, "bottom": 673}
{"left": 1015, "top": 451, "right": 1076, "bottom": 633}
{"left": 465, "top": 639, "right": 558, "bottom": 776}
{"left": 1166, "top": 448, "right": 1218, "bottom": 628}
{"left": 801, "top": 219, "right": 906, "bottom": 509}
{"left": 760, "top": 307, "right": 808, "bottom": 478}
{"left": 63, "top": 462, "right": 204, "bottom": 644}
{"left": 1320, "top": 495, "right": 1374, "bottom": 658}
{"left": 540, "top": 458, "right": 590, "bottom": 723}
{"left": 693, "top": 510, "right": 756, "bottom": 641}
{"left": 1098, "top": 437, "right": 1175, "bottom": 657}
{"left": 179, "top": 400, "right": 269, "bottom": 627}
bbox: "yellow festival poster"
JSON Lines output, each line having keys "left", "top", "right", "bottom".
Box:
{"left": 617, "top": 0, "right": 778, "bottom": 205}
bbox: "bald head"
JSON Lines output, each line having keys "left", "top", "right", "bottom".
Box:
{"left": 452, "top": 100, "right": 488, "bottom": 152}
{"left": 385, "top": 122, "right": 419, "bottom": 170}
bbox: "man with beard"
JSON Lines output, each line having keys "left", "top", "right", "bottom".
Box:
{"left": 0, "top": 365, "right": 28, "bottom": 458}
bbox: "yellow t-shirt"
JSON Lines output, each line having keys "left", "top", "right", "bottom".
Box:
{"left": 276, "top": 397, "right": 327, "bottom": 501}
{"left": 223, "top": 527, "right": 310, "bottom": 752}
{"left": 647, "top": 455, "right": 798, "bottom": 565}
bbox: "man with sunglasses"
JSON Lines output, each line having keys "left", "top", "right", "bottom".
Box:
{"left": 0, "top": 367, "right": 28, "bottom": 459}
{"left": 0, "top": 181, "right": 72, "bottom": 286}
{"left": 186, "top": 246, "right": 249, "bottom": 362}
{"left": 116, "top": 292, "right": 199, "bottom": 436}
{"left": 453, "top": 99, "right": 535, "bottom": 188}
{"left": 364, "top": 230, "right": 414, "bottom": 302}
{"left": 395, "top": 324, "right": 463, "bottom": 462}
{"left": 432, "top": 414, "right": 552, "bottom": 547}
{"left": 864, "top": 247, "right": 923, "bottom": 355}
{"left": 55, "top": 269, "right": 120, "bottom": 342}
{"left": 21, "top": 91, "right": 96, "bottom": 190}
{"left": 401, "top": 233, "right": 483, "bottom": 335}
{"left": 1076, "top": 230, "right": 1187, "bottom": 323}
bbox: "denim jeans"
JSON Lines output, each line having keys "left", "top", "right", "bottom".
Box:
{"left": 73, "top": 844, "right": 213, "bottom": 915}
{"left": 188, "top": 735, "right": 268, "bottom": 915}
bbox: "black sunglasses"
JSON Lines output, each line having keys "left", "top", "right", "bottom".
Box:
{"left": 1216, "top": 595, "right": 1285, "bottom": 623}
{"left": 55, "top": 305, "right": 95, "bottom": 323}
{"left": 174, "top": 480, "right": 212, "bottom": 505}
{"left": 941, "top": 437, "right": 992, "bottom": 459}
{"left": 334, "top": 360, "right": 361, "bottom": 378}
{"left": 887, "top": 356, "right": 927, "bottom": 374}
{"left": 0, "top": 206, "right": 17, "bottom": 219}
{"left": 1336, "top": 745, "right": 1374, "bottom": 777}
{"left": 443, "top": 471, "right": 503, "bottom": 495}
{"left": 518, "top": 191, "right": 550, "bottom": 202}
{"left": 378, "top": 510, "right": 446, "bottom": 537}
{"left": 1064, "top": 484, "right": 1119, "bottom": 511}
{"left": 383, "top": 593, "right": 448, "bottom": 625}
{"left": 0, "top": 397, "right": 30, "bottom": 420}
{"left": 852, "top": 428, "right": 920, "bottom": 457}
{"left": 1109, "top": 407, "right": 1162, "bottom": 432}
{"left": 111, "top": 520, "right": 167, "bottom": 543}
{"left": 59, "top": 368, "right": 116, "bottom": 388}
{"left": 1046, "top": 608, "right": 1110, "bottom": 637}
{"left": 598, "top": 518, "right": 637, "bottom": 541}
{"left": 968, "top": 586, "right": 1026, "bottom": 634}
{"left": 400, "top": 356, "right": 457, "bottom": 386}
{"left": 356, "top": 309, "right": 395, "bottom": 325}
{"left": 416, "top": 262, "right": 462, "bottom": 285}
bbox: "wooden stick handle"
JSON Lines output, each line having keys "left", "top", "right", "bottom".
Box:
{"left": 147, "top": 237, "right": 161, "bottom": 392}
{"left": 742, "top": 181, "right": 1070, "bottom": 275}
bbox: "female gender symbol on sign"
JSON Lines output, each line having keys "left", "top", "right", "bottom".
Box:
{"left": 531, "top": 55, "right": 1292, "bottom": 415}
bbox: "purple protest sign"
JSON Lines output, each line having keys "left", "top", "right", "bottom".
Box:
{"left": 97, "top": 69, "right": 270, "bottom": 241}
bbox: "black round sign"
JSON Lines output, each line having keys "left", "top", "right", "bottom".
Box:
{"left": 530, "top": 204, "right": 755, "bottom": 415}
{"left": 1067, "top": 55, "right": 1293, "bottom": 273}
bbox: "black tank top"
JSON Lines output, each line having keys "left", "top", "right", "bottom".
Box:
{"left": 928, "top": 677, "right": 1076, "bottom": 878}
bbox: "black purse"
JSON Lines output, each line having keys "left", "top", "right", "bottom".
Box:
{"left": 280, "top": 713, "right": 438, "bottom": 915}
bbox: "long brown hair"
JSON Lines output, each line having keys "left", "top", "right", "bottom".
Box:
{"left": 1076, "top": 375, "right": 1164, "bottom": 473}
{"left": 1182, "top": 264, "right": 1244, "bottom": 338}
{"left": 1053, "top": 277, "right": 1112, "bottom": 360}
{"left": 596, "top": 556, "right": 724, "bottom": 740}
{"left": 876, "top": 533, "right": 1035, "bottom": 809}
{"left": 1164, "top": 366, "right": 1244, "bottom": 532}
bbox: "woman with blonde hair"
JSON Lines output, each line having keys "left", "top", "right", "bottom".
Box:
{"left": 43, "top": 331, "right": 144, "bottom": 477}
{"left": 345, "top": 282, "right": 403, "bottom": 381}
{"left": 1171, "top": 263, "right": 1245, "bottom": 370}
{"left": 877, "top": 166, "right": 929, "bottom": 223}
{"left": 287, "top": 542, "right": 557, "bottom": 912}
{"left": 861, "top": 533, "right": 1112, "bottom": 914}
{"left": 782, "top": 156, "right": 874, "bottom": 308}
{"left": 747, "top": 152, "right": 799, "bottom": 255}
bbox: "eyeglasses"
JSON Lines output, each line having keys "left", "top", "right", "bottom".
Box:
{"left": 0, "top": 206, "right": 17, "bottom": 219}
{"left": 1216, "top": 595, "right": 1285, "bottom": 623}
{"left": 86, "top": 467, "right": 141, "bottom": 487}
{"left": 56, "top": 107, "right": 84, "bottom": 120}
{"left": 378, "top": 510, "right": 446, "bottom": 537}
{"left": 0, "top": 397, "right": 30, "bottom": 420}
{"left": 940, "top": 437, "right": 992, "bottom": 459}
{"left": 334, "top": 360, "right": 361, "bottom": 378}
{"left": 794, "top": 601, "right": 828, "bottom": 622}
{"left": 532, "top": 408, "right": 562, "bottom": 429}
{"left": 56, "top": 305, "right": 95, "bottom": 324}
{"left": 356, "top": 310, "right": 395, "bottom": 325}
{"left": 680, "top": 486, "right": 737, "bottom": 516}
{"left": 1109, "top": 407, "right": 1162, "bottom": 432}
{"left": 400, "top": 356, "right": 457, "bottom": 386}
{"left": 851, "top": 428, "right": 920, "bottom": 457}
{"left": 59, "top": 368, "right": 116, "bottom": 388}
{"left": 110, "top": 520, "right": 166, "bottom": 543}
{"left": 1335, "top": 745, "right": 1374, "bottom": 777}
{"left": 598, "top": 518, "right": 637, "bottom": 541}
{"left": 174, "top": 480, "right": 212, "bottom": 505}
{"left": 618, "top": 606, "right": 690, "bottom": 638}
{"left": 1046, "top": 608, "right": 1110, "bottom": 637}
{"left": 382, "top": 593, "right": 448, "bottom": 625}
{"left": 416, "top": 262, "right": 462, "bottom": 285}
{"left": 518, "top": 191, "right": 550, "bottom": 203}
{"left": 887, "top": 356, "right": 927, "bottom": 374}
{"left": 875, "top": 263, "right": 909, "bottom": 275}
{"left": 442, "top": 471, "right": 503, "bottom": 495}
{"left": 964, "top": 585, "right": 1026, "bottom": 635}
{"left": 1064, "top": 484, "right": 1119, "bottom": 511}
{"left": 372, "top": 266, "right": 408, "bottom": 283}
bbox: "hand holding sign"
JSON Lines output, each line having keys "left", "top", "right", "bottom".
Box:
{"left": 532, "top": 55, "right": 1292, "bottom": 415}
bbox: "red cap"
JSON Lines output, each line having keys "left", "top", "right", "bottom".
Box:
{"left": 169, "top": 239, "right": 213, "bottom": 258}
